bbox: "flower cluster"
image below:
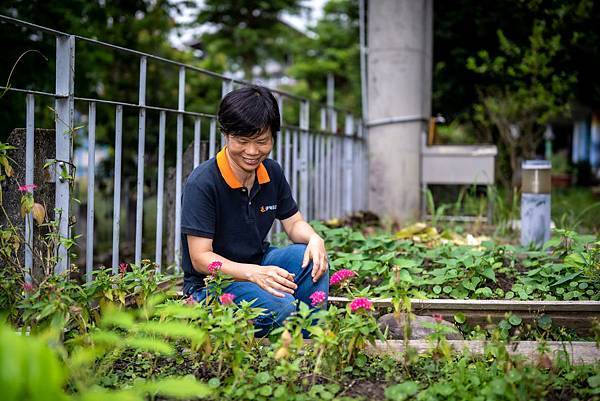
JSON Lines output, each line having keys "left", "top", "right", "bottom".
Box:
{"left": 23, "top": 282, "right": 35, "bottom": 294}
{"left": 18, "top": 184, "right": 37, "bottom": 192}
{"left": 349, "top": 297, "right": 372, "bottom": 312}
{"left": 219, "top": 293, "right": 236, "bottom": 305}
{"left": 432, "top": 313, "right": 444, "bottom": 323}
{"left": 309, "top": 290, "right": 327, "bottom": 307}
{"left": 184, "top": 295, "right": 197, "bottom": 305}
{"left": 208, "top": 261, "right": 222, "bottom": 275}
{"left": 119, "top": 262, "right": 128, "bottom": 276}
{"left": 329, "top": 269, "right": 355, "bottom": 286}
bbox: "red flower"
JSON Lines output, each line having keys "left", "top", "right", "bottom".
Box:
{"left": 309, "top": 290, "right": 327, "bottom": 307}
{"left": 18, "top": 184, "right": 37, "bottom": 192}
{"left": 207, "top": 261, "right": 222, "bottom": 275}
{"left": 432, "top": 313, "right": 444, "bottom": 323}
{"left": 23, "top": 282, "right": 35, "bottom": 293}
{"left": 349, "top": 297, "right": 372, "bottom": 312}
{"left": 119, "top": 262, "right": 128, "bottom": 276}
{"left": 219, "top": 293, "right": 236, "bottom": 305}
{"left": 330, "top": 269, "right": 355, "bottom": 286}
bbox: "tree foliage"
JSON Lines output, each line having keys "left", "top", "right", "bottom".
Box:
{"left": 433, "top": 0, "right": 600, "bottom": 120}
{"left": 286, "top": 0, "right": 361, "bottom": 117}
{"left": 468, "top": 21, "right": 575, "bottom": 186}
{"left": 191, "top": 0, "right": 306, "bottom": 79}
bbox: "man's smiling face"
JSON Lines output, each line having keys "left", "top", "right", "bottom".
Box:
{"left": 225, "top": 128, "right": 274, "bottom": 173}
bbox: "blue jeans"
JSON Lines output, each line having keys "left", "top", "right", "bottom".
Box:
{"left": 192, "top": 244, "right": 329, "bottom": 336}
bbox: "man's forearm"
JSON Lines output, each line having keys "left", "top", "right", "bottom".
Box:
{"left": 191, "top": 251, "right": 257, "bottom": 282}
{"left": 287, "top": 220, "right": 318, "bottom": 244}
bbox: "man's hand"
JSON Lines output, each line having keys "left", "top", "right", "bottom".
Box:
{"left": 248, "top": 265, "right": 297, "bottom": 298}
{"left": 302, "top": 234, "right": 328, "bottom": 283}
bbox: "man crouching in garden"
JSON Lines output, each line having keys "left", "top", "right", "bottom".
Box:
{"left": 181, "top": 84, "right": 329, "bottom": 336}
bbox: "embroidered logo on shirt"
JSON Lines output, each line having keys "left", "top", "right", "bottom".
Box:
{"left": 260, "top": 205, "right": 277, "bottom": 213}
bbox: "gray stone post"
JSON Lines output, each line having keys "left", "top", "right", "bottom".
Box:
{"left": 367, "top": 0, "right": 433, "bottom": 222}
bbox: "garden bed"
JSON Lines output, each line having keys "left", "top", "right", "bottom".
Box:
{"left": 330, "top": 296, "right": 600, "bottom": 336}
{"left": 367, "top": 340, "right": 600, "bottom": 365}
{"left": 314, "top": 222, "right": 599, "bottom": 303}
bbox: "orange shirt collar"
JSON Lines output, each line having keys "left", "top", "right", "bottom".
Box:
{"left": 216, "top": 146, "right": 271, "bottom": 189}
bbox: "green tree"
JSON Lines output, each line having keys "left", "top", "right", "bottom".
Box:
{"left": 191, "top": 0, "right": 305, "bottom": 79}
{"left": 286, "top": 0, "right": 361, "bottom": 118}
{"left": 433, "top": 0, "right": 600, "bottom": 121}
{"left": 466, "top": 3, "right": 595, "bottom": 187}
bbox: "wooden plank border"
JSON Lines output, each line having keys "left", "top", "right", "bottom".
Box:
{"left": 330, "top": 297, "right": 600, "bottom": 335}
{"left": 366, "top": 340, "right": 600, "bottom": 365}
{"left": 329, "top": 296, "right": 600, "bottom": 312}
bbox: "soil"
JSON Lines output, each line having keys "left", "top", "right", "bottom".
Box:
{"left": 339, "top": 378, "right": 388, "bottom": 400}
{"left": 489, "top": 271, "right": 515, "bottom": 293}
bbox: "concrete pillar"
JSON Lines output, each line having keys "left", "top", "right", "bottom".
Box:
{"left": 367, "top": 0, "right": 433, "bottom": 223}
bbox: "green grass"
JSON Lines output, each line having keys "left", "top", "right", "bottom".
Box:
{"left": 429, "top": 185, "right": 600, "bottom": 235}
{"left": 552, "top": 187, "right": 600, "bottom": 234}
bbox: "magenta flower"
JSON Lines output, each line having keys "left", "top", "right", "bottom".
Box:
{"left": 330, "top": 269, "right": 356, "bottom": 286}
{"left": 219, "top": 293, "right": 236, "bottom": 305}
{"left": 119, "top": 262, "right": 128, "bottom": 276}
{"left": 349, "top": 297, "right": 373, "bottom": 312}
{"left": 207, "top": 261, "right": 222, "bottom": 275}
{"left": 184, "top": 295, "right": 197, "bottom": 305}
{"left": 23, "top": 282, "right": 35, "bottom": 293}
{"left": 309, "top": 290, "right": 327, "bottom": 307}
{"left": 432, "top": 313, "right": 444, "bottom": 323}
{"left": 18, "top": 184, "right": 37, "bottom": 192}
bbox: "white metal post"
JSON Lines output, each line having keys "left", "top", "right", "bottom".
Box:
{"left": 313, "top": 133, "right": 323, "bottom": 219}
{"left": 299, "top": 100, "right": 309, "bottom": 215}
{"left": 307, "top": 130, "right": 315, "bottom": 220}
{"left": 134, "top": 56, "right": 147, "bottom": 266}
{"left": 292, "top": 130, "right": 299, "bottom": 203}
{"left": 112, "top": 106, "right": 123, "bottom": 273}
{"left": 54, "top": 34, "right": 75, "bottom": 274}
{"left": 220, "top": 80, "right": 233, "bottom": 149}
{"left": 344, "top": 114, "right": 354, "bottom": 215}
{"left": 284, "top": 129, "right": 291, "bottom": 184}
{"left": 330, "top": 110, "right": 338, "bottom": 218}
{"left": 25, "top": 94, "right": 35, "bottom": 283}
{"left": 155, "top": 111, "right": 166, "bottom": 271}
{"left": 193, "top": 117, "right": 201, "bottom": 168}
{"left": 209, "top": 118, "right": 216, "bottom": 158}
{"left": 274, "top": 95, "right": 284, "bottom": 234}
{"left": 86, "top": 102, "right": 96, "bottom": 282}
{"left": 174, "top": 66, "right": 185, "bottom": 272}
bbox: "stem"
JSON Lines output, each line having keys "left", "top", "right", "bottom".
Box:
{"left": 313, "top": 344, "right": 325, "bottom": 384}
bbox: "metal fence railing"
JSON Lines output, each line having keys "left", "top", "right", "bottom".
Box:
{"left": 0, "top": 15, "right": 368, "bottom": 281}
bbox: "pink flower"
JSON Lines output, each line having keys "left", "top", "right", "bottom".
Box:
{"left": 119, "top": 262, "right": 128, "bottom": 276}
{"left": 23, "top": 282, "right": 35, "bottom": 293}
{"left": 207, "top": 261, "right": 222, "bottom": 275}
{"left": 18, "top": 184, "right": 37, "bottom": 192}
{"left": 184, "top": 295, "right": 197, "bottom": 305}
{"left": 309, "top": 290, "right": 327, "bottom": 307}
{"left": 349, "top": 297, "right": 372, "bottom": 312}
{"left": 432, "top": 313, "right": 443, "bottom": 323}
{"left": 330, "top": 269, "right": 356, "bottom": 286}
{"left": 219, "top": 293, "right": 236, "bottom": 305}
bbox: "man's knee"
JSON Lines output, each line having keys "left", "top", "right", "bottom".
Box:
{"left": 289, "top": 243, "right": 311, "bottom": 266}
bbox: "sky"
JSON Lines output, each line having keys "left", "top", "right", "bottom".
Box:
{"left": 168, "top": 0, "right": 326, "bottom": 50}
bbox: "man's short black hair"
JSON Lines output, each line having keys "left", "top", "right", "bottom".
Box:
{"left": 217, "top": 84, "right": 280, "bottom": 140}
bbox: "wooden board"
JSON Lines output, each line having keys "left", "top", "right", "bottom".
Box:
{"left": 366, "top": 340, "right": 600, "bottom": 365}
{"left": 330, "top": 297, "right": 600, "bottom": 335}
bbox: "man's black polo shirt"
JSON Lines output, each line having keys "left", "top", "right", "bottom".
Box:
{"left": 181, "top": 146, "right": 298, "bottom": 295}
